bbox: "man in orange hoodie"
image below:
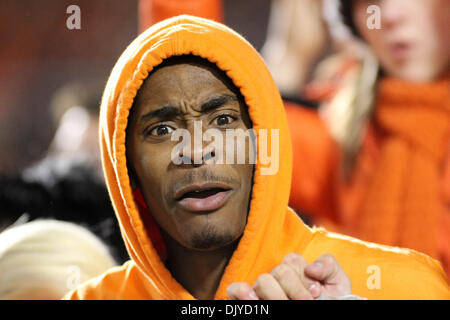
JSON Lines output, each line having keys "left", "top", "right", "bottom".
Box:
{"left": 65, "top": 15, "right": 449, "bottom": 300}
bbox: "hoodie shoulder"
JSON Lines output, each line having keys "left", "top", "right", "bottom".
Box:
{"left": 304, "top": 228, "right": 450, "bottom": 300}
{"left": 63, "top": 261, "right": 147, "bottom": 300}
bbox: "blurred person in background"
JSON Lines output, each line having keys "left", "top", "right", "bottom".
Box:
{"left": 0, "top": 80, "right": 129, "bottom": 263}
{"left": 260, "top": 0, "right": 330, "bottom": 100}
{"left": 286, "top": 0, "right": 450, "bottom": 276}
{"left": 23, "top": 79, "right": 105, "bottom": 184}
{"left": 0, "top": 219, "right": 116, "bottom": 300}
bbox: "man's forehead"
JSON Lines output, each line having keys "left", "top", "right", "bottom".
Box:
{"left": 147, "top": 55, "right": 228, "bottom": 83}
{"left": 143, "top": 63, "right": 229, "bottom": 95}
{"left": 132, "top": 55, "right": 242, "bottom": 110}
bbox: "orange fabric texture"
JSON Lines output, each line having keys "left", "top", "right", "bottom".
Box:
{"left": 288, "top": 77, "right": 450, "bottom": 277}
{"left": 65, "top": 16, "right": 449, "bottom": 300}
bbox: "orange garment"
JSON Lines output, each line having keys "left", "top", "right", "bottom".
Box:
{"left": 138, "top": 0, "right": 223, "bottom": 32}
{"left": 65, "top": 16, "right": 449, "bottom": 300}
{"left": 288, "top": 77, "right": 450, "bottom": 276}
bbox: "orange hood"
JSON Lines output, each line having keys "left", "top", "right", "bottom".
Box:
{"left": 66, "top": 15, "right": 450, "bottom": 300}
{"left": 99, "top": 15, "right": 295, "bottom": 299}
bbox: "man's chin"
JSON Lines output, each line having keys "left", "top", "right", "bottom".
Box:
{"left": 188, "top": 225, "right": 236, "bottom": 250}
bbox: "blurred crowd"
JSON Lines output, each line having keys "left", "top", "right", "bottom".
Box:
{"left": 0, "top": 0, "right": 448, "bottom": 299}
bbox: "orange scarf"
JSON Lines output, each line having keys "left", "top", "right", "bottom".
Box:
{"left": 352, "top": 77, "right": 450, "bottom": 260}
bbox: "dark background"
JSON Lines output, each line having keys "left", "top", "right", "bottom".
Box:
{"left": 0, "top": 0, "right": 271, "bottom": 174}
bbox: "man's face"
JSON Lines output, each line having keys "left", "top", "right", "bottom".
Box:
{"left": 126, "top": 59, "right": 254, "bottom": 251}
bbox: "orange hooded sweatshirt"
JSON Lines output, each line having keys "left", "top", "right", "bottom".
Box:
{"left": 64, "top": 16, "right": 450, "bottom": 300}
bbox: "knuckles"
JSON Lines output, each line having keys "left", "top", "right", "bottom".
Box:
{"left": 237, "top": 283, "right": 251, "bottom": 298}
{"left": 282, "top": 252, "right": 307, "bottom": 267}
{"left": 318, "top": 254, "right": 336, "bottom": 266}
{"left": 271, "top": 264, "right": 292, "bottom": 280}
{"left": 227, "top": 282, "right": 251, "bottom": 299}
{"left": 254, "top": 273, "right": 273, "bottom": 290}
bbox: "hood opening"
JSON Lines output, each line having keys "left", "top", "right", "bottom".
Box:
{"left": 100, "top": 15, "right": 293, "bottom": 299}
{"left": 125, "top": 53, "right": 255, "bottom": 264}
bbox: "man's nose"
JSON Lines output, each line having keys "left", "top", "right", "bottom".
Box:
{"left": 181, "top": 120, "right": 216, "bottom": 166}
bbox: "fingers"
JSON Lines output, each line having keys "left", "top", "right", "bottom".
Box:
{"left": 227, "top": 282, "right": 259, "bottom": 300}
{"left": 251, "top": 253, "right": 317, "bottom": 300}
{"left": 305, "top": 254, "right": 340, "bottom": 282}
{"left": 253, "top": 273, "right": 289, "bottom": 300}
{"left": 282, "top": 253, "right": 322, "bottom": 298}
{"left": 305, "top": 254, "right": 352, "bottom": 296}
{"left": 228, "top": 275, "right": 293, "bottom": 301}
{"left": 271, "top": 264, "right": 313, "bottom": 300}
{"left": 228, "top": 253, "right": 351, "bottom": 301}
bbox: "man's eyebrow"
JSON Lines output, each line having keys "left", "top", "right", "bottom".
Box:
{"left": 139, "top": 94, "right": 238, "bottom": 122}
{"left": 140, "top": 106, "right": 181, "bottom": 122}
{"left": 201, "top": 94, "right": 238, "bottom": 113}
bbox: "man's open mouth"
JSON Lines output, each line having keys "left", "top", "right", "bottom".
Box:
{"left": 174, "top": 183, "right": 233, "bottom": 212}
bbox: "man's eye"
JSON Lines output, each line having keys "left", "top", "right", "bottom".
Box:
{"left": 213, "top": 115, "right": 236, "bottom": 126}
{"left": 149, "top": 125, "right": 174, "bottom": 136}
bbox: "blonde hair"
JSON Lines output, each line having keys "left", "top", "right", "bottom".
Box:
{"left": 0, "top": 219, "right": 116, "bottom": 300}
{"left": 321, "top": 49, "right": 379, "bottom": 178}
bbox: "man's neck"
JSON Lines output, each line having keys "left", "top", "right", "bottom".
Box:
{"left": 163, "top": 234, "right": 237, "bottom": 300}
